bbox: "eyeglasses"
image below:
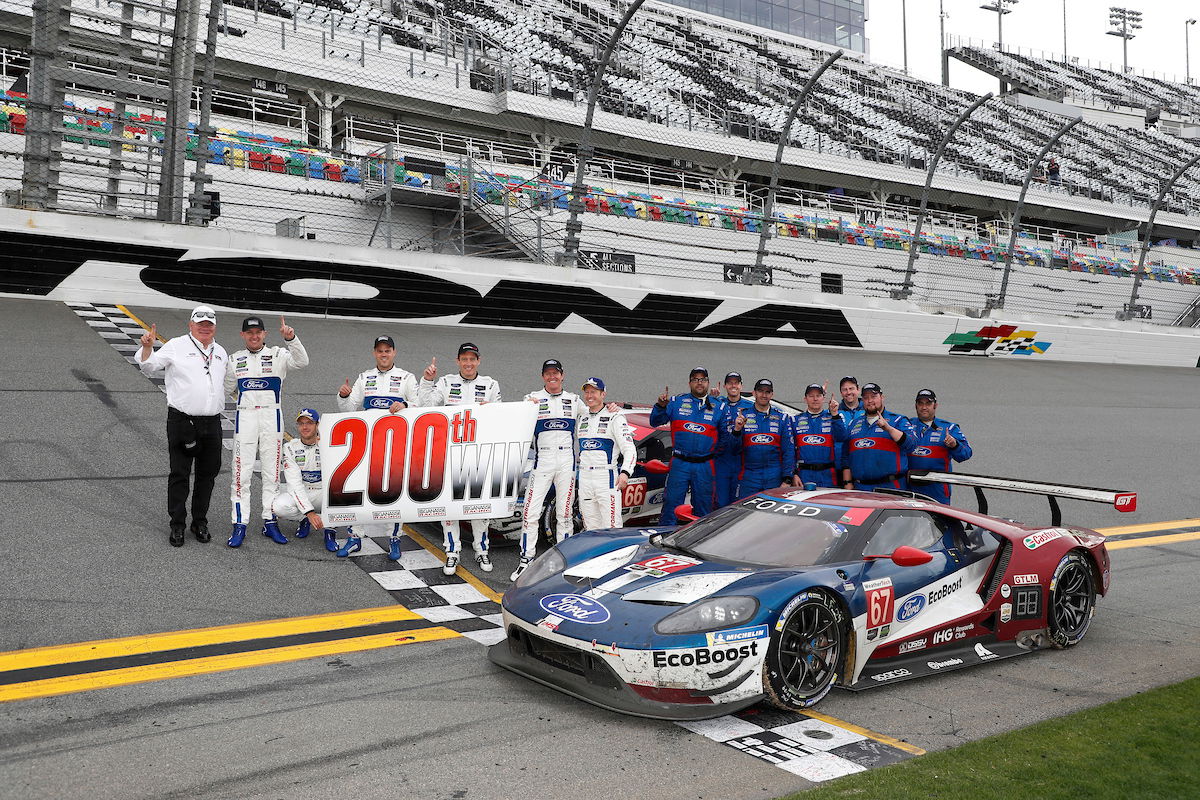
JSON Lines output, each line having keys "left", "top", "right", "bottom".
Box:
{"left": 192, "top": 313, "right": 216, "bottom": 322}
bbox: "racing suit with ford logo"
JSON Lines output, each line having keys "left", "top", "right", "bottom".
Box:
{"left": 714, "top": 396, "right": 754, "bottom": 508}
{"left": 732, "top": 406, "right": 795, "bottom": 499}
{"left": 225, "top": 336, "right": 309, "bottom": 524}
{"left": 417, "top": 372, "right": 502, "bottom": 556}
{"left": 845, "top": 411, "right": 917, "bottom": 491}
{"left": 270, "top": 438, "right": 324, "bottom": 521}
{"left": 908, "top": 417, "right": 973, "bottom": 504}
{"left": 336, "top": 365, "right": 420, "bottom": 541}
{"left": 576, "top": 409, "right": 637, "bottom": 531}
{"left": 520, "top": 390, "right": 583, "bottom": 558}
{"left": 650, "top": 393, "right": 730, "bottom": 526}
{"left": 792, "top": 410, "right": 849, "bottom": 488}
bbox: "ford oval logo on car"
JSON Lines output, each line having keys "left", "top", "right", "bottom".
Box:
{"left": 802, "top": 435, "right": 826, "bottom": 444}
{"left": 913, "top": 447, "right": 933, "bottom": 456}
{"left": 897, "top": 595, "right": 926, "bottom": 622}
{"left": 367, "top": 398, "right": 392, "bottom": 408}
{"left": 749, "top": 434, "right": 774, "bottom": 444}
{"left": 682, "top": 422, "right": 706, "bottom": 433}
{"left": 854, "top": 439, "right": 875, "bottom": 448}
{"left": 542, "top": 420, "right": 570, "bottom": 430}
{"left": 538, "top": 593, "right": 611, "bottom": 624}
{"left": 242, "top": 379, "right": 269, "bottom": 390}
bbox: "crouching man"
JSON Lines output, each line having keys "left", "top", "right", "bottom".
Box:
{"left": 270, "top": 408, "right": 342, "bottom": 553}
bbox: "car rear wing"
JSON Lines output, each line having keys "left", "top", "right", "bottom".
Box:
{"left": 908, "top": 470, "right": 1137, "bottom": 526}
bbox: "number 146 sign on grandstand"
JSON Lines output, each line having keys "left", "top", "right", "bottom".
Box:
{"left": 319, "top": 403, "right": 536, "bottom": 527}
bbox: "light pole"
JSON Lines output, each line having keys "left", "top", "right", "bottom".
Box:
{"left": 1187, "top": 19, "right": 1197, "bottom": 85}
{"left": 980, "top": 0, "right": 1018, "bottom": 92}
{"left": 1106, "top": 7, "right": 1142, "bottom": 74}
{"left": 940, "top": 0, "right": 950, "bottom": 86}
{"left": 902, "top": 0, "right": 909, "bottom": 74}
{"left": 1062, "top": 0, "right": 1068, "bottom": 63}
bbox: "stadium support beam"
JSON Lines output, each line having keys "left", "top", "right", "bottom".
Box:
{"left": 1124, "top": 151, "right": 1200, "bottom": 318}
{"left": 897, "top": 92, "right": 994, "bottom": 300}
{"left": 995, "top": 115, "right": 1080, "bottom": 310}
{"left": 187, "top": 0, "right": 222, "bottom": 227}
{"left": 157, "top": 0, "right": 203, "bottom": 223}
{"left": 561, "top": 0, "right": 649, "bottom": 268}
{"left": 753, "top": 50, "right": 844, "bottom": 279}
{"left": 21, "top": 0, "right": 69, "bottom": 211}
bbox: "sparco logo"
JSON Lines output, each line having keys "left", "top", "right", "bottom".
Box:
{"left": 871, "top": 669, "right": 912, "bottom": 682}
{"left": 542, "top": 420, "right": 569, "bottom": 430}
{"left": 749, "top": 434, "right": 774, "bottom": 444}
{"left": 802, "top": 435, "right": 826, "bottom": 444}
{"left": 927, "top": 658, "right": 964, "bottom": 670}
{"left": 241, "top": 379, "right": 269, "bottom": 390}
{"left": 651, "top": 641, "right": 759, "bottom": 668}
{"left": 854, "top": 439, "right": 875, "bottom": 448}
{"left": 682, "top": 422, "right": 705, "bottom": 433}
{"left": 928, "top": 576, "right": 963, "bottom": 603}
{"left": 539, "top": 594, "right": 611, "bottom": 624}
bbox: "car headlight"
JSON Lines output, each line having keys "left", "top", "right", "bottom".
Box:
{"left": 654, "top": 596, "right": 760, "bottom": 635}
{"left": 514, "top": 548, "right": 567, "bottom": 589}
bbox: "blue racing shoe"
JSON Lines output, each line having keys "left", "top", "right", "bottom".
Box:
{"left": 388, "top": 537, "right": 403, "bottom": 561}
{"left": 262, "top": 519, "right": 288, "bottom": 544}
{"left": 324, "top": 529, "right": 339, "bottom": 553}
{"left": 227, "top": 523, "right": 247, "bottom": 548}
{"left": 295, "top": 518, "right": 311, "bottom": 538}
{"left": 335, "top": 536, "right": 362, "bottom": 558}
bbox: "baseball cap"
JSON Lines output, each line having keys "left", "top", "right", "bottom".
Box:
{"left": 861, "top": 382, "right": 883, "bottom": 395}
{"left": 804, "top": 383, "right": 825, "bottom": 394}
{"left": 689, "top": 366, "right": 709, "bottom": 378}
{"left": 581, "top": 376, "right": 606, "bottom": 391}
{"left": 754, "top": 378, "right": 774, "bottom": 391}
{"left": 241, "top": 316, "right": 265, "bottom": 331}
{"left": 839, "top": 375, "right": 858, "bottom": 387}
{"left": 373, "top": 335, "right": 395, "bottom": 349}
{"left": 916, "top": 388, "right": 937, "bottom": 401}
{"left": 542, "top": 358, "right": 564, "bottom": 373}
{"left": 724, "top": 372, "right": 743, "bottom": 383}
{"left": 296, "top": 408, "right": 321, "bottom": 423}
{"left": 458, "top": 342, "right": 480, "bottom": 356}
{"left": 190, "top": 305, "right": 216, "bottom": 323}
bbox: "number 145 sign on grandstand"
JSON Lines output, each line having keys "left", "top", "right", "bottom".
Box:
{"left": 319, "top": 403, "right": 536, "bottom": 527}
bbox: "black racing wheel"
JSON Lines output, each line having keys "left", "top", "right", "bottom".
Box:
{"left": 763, "top": 591, "right": 847, "bottom": 711}
{"left": 1048, "top": 550, "right": 1096, "bottom": 648}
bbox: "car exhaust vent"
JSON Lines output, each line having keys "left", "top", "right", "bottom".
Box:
{"left": 981, "top": 540, "right": 1011, "bottom": 603}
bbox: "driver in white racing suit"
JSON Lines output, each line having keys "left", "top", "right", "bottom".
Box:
{"left": 334, "top": 334, "right": 418, "bottom": 560}
{"left": 270, "top": 408, "right": 341, "bottom": 554}
{"left": 224, "top": 315, "right": 309, "bottom": 548}
{"left": 576, "top": 377, "right": 636, "bottom": 531}
{"left": 417, "top": 342, "right": 502, "bottom": 575}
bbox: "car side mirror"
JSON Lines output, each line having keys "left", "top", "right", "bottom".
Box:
{"left": 863, "top": 545, "right": 934, "bottom": 566}
{"left": 674, "top": 504, "right": 698, "bottom": 523}
{"left": 641, "top": 459, "right": 670, "bottom": 475}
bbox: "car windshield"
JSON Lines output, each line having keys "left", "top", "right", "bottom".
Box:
{"left": 665, "top": 496, "right": 871, "bottom": 568}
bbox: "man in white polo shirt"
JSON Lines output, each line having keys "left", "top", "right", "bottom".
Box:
{"left": 137, "top": 306, "right": 229, "bottom": 547}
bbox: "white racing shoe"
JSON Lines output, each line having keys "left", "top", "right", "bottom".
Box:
{"left": 476, "top": 552, "right": 494, "bottom": 573}
{"left": 443, "top": 553, "right": 459, "bottom": 576}
{"left": 509, "top": 556, "right": 533, "bottom": 582}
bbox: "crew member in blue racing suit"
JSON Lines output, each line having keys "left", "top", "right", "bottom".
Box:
{"left": 907, "top": 388, "right": 973, "bottom": 504}
{"left": 791, "top": 383, "right": 848, "bottom": 489}
{"left": 714, "top": 372, "right": 754, "bottom": 507}
{"left": 838, "top": 376, "right": 866, "bottom": 427}
{"left": 650, "top": 367, "right": 730, "bottom": 526}
{"left": 730, "top": 378, "right": 795, "bottom": 499}
{"left": 843, "top": 383, "right": 917, "bottom": 492}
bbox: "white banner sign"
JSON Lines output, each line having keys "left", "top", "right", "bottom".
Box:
{"left": 319, "top": 402, "right": 535, "bottom": 527}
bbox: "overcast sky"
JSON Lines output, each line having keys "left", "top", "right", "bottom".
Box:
{"left": 865, "top": 0, "right": 1196, "bottom": 95}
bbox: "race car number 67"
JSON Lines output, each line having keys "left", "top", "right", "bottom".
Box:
{"left": 864, "top": 579, "right": 895, "bottom": 628}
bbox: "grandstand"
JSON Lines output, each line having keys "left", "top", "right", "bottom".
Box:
{"left": 1, "top": 0, "right": 1199, "bottom": 328}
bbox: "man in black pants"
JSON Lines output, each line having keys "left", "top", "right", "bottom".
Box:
{"left": 136, "top": 306, "right": 229, "bottom": 547}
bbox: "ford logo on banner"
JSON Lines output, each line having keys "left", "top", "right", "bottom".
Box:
{"left": 912, "top": 447, "right": 933, "bottom": 456}
{"left": 854, "top": 439, "right": 875, "bottom": 448}
{"left": 682, "top": 422, "right": 706, "bottom": 433}
{"left": 802, "top": 435, "right": 826, "bottom": 444}
{"left": 543, "top": 420, "right": 570, "bottom": 430}
{"left": 897, "top": 595, "right": 926, "bottom": 622}
{"left": 749, "top": 434, "right": 774, "bottom": 444}
{"left": 538, "top": 593, "right": 611, "bottom": 624}
{"left": 580, "top": 440, "right": 602, "bottom": 450}
{"left": 242, "top": 379, "right": 269, "bottom": 390}
{"left": 366, "top": 398, "right": 393, "bottom": 409}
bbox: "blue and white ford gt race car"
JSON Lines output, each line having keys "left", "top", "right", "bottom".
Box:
{"left": 488, "top": 477, "right": 1134, "bottom": 720}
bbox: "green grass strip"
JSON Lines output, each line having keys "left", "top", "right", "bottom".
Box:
{"left": 789, "top": 676, "right": 1200, "bottom": 800}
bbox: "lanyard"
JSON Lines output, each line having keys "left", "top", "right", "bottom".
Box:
{"left": 188, "top": 334, "right": 213, "bottom": 374}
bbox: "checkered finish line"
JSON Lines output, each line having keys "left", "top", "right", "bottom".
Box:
{"left": 67, "top": 301, "right": 237, "bottom": 448}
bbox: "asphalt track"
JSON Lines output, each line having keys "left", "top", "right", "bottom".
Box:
{"left": 1, "top": 296, "right": 1198, "bottom": 799}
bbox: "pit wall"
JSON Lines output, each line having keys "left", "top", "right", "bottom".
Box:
{"left": 3, "top": 207, "right": 1196, "bottom": 368}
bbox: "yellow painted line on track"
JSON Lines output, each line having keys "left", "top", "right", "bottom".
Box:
{"left": 0, "top": 605, "right": 421, "bottom": 673}
{"left": 0, "top": 626, "right": 459, "bottom": 704}
{"left": 1095, "top": 518, "right": 1200, "bottom": 536}
{"left": 1106, "top": 531, "right": 1200, "bottom": 551}
{"left": 802, "top": 709, "right": 926, "bottom": 756}
{"left": 403, "top": 524, "right": 505, "bottom": 604}
{"left": 114, "top": 303, "right": 165, "bottom": 342}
